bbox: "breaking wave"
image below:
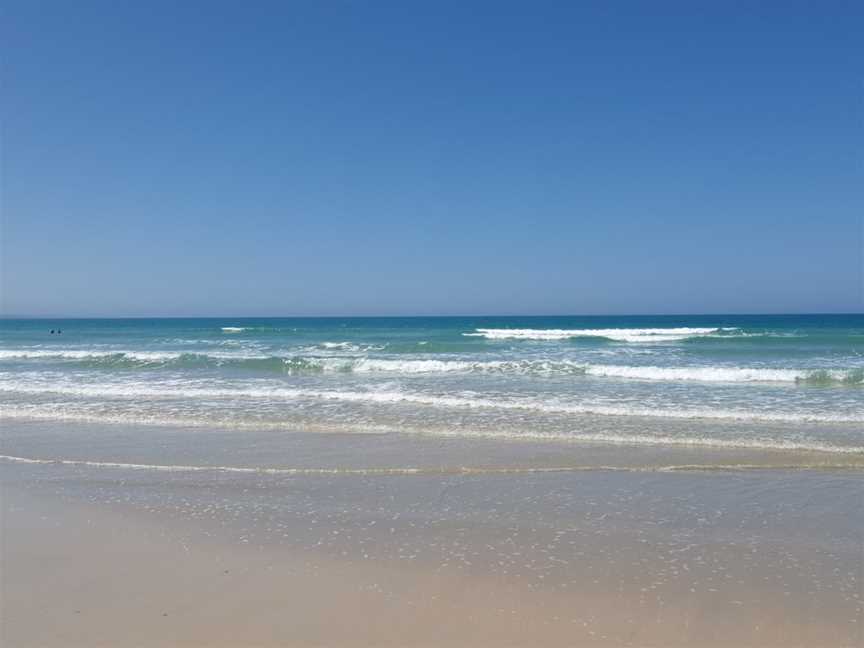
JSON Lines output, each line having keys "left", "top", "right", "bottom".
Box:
{"left": 1, "top": 349, "right": 861, "bottom": 384}
{"left": 464, "top": 327, "right": 736, "bottom": 342}
{"left": 1, "top": 381, "right": 862, "bottom": 423}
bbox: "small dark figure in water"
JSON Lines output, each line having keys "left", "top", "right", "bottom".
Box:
{"left": 50, "top": 330, "right": 55, "bottom": 334}
{"left": 58, "top": 330, "right": 62, "bottom": 334}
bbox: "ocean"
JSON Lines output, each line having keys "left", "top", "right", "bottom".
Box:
{"left": 3, "top": 314, "right": 863, "bottom": 645}
{"left": 1, "top": 314, "right": 862, "bottom": 462}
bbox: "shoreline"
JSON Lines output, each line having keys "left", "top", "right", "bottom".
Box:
{"left": 3, "top": 455, "right": 862, "bottom": 647}
{"left": 3, "top": 417, "right": 864, "bottom": 473}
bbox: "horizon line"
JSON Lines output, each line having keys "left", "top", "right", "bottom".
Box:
{"left": 1, "top": 311, "right": 862, "bottom": 320}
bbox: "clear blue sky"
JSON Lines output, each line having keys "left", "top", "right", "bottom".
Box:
{"left": 2, "top": 0, "right": 862, "bottom": 316}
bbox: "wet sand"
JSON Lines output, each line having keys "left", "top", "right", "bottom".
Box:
{"left": 2, "top": 450, "right": 862, "bottom": 647}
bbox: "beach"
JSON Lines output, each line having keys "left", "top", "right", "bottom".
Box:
{"left": 2, "top": 420, "right": 863, "bottom": 647}
{"left": 6, "top": 0, "right": 863, "bottom": 642}
{"left": 1, "top": 316, "right": 862, "bottom": 645}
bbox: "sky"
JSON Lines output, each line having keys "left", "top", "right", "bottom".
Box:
{"left": 2, "top": 0, "right": 862, "bottom": 317}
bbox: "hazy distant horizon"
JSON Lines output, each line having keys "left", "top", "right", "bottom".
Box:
{"left": 2, "top": 310, "right": 862, "bottom": 321}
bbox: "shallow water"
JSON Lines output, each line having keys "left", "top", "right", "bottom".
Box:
{"left": 3, "top": 443, "right": 861, "bottom": 646}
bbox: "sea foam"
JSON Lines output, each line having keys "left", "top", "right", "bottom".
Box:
{"left": 1, "top": 381, "right": 861, "bottom": 423}
{"left": 464, "top": 327, "right": 733, "bottom": 342}
{"left": 1, "top": 349, "right": 861, "bottom": 384}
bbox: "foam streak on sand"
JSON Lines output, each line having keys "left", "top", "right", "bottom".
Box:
{"left": 3, "top": 453, "right": 862, "bottom": 474}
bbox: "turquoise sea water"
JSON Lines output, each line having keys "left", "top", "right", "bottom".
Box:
{"left": 1, "top": 314, "right": 863, "bottom": 456}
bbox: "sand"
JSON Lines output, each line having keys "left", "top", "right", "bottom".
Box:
{"left": 2, "top": 461, "right": 861, "bottom": 647}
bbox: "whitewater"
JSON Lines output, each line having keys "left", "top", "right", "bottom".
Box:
{"left": 1, "top": 315, "right": 862, "bottom": 456}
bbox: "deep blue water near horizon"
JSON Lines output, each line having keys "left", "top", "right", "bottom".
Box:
{"left": 1, "top": 313, "right": 863, "bottom": 458}
{"left": 4, "top": 312, "right": 863, "bottom": 327}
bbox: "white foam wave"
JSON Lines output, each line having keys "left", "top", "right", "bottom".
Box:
{"left": 0, "top": 349, "right": 183, "bottom": 361}
{"left": 465, "top": 327, "right": 733, "bottom": 342}
{"left": 1, "top": 349, "right": 860, "bottom": 385}
{"left": 221, "top": 327, "right": 247, "bottom": 333}
{"left": 0, "top": 350, "right": 520, "bottom": 370}
{"left": 582, "top": 365, "right": 859, "bottom": 383}
{"left": 352, "top": 360, "right": 862, "bottom": 383}
{"left": 353, "top": 358, "right": 487, "bottom": 373}
{"left": 317, "top": 342, "right": 385, "bottom": 353}
{"left": 1, "top": 381, "right": 861, "bottom": 423}
{"left": 320, "top": 341, "right": 356, "bottom": 350}
{"left": 0, "top": 349, "right": 269, "bottom": 362}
